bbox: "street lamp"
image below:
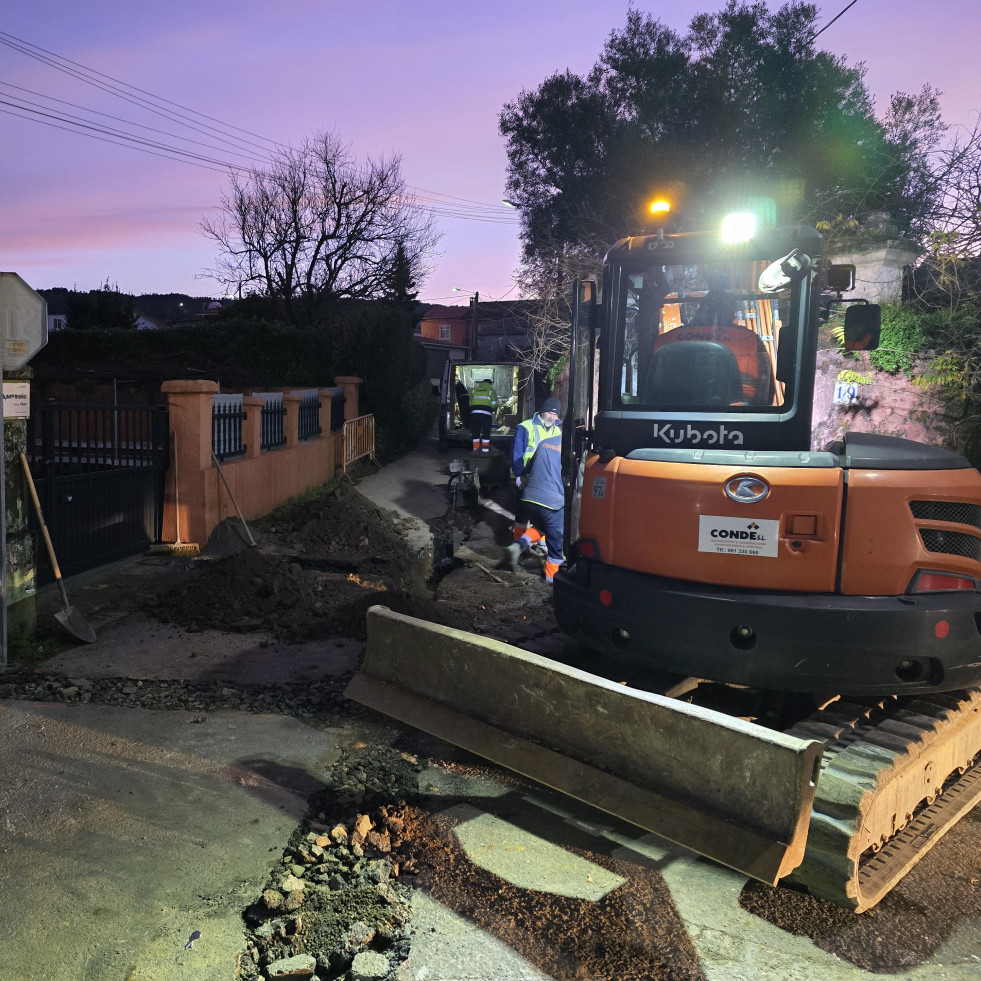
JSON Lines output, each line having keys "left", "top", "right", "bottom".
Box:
{"left": 453, "top": 288, "right": 479, "bottom": 358}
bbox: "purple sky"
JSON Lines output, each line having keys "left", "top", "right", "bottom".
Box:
{"left": 1, "top": 0, "right": 978, "bottom": 306}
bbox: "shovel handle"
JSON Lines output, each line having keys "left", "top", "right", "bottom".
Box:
{"left": 19, "top": 453, "right": 67, "bottom": 590}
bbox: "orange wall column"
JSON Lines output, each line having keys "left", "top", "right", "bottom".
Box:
{"left": 283, "top": 393, "right": 302, "bottom": 449}
{"left": 160, "top": 380, "right": 218, "bottom": 548}
{"left": 242, "top": 397, "right": 263, "bottom": 460}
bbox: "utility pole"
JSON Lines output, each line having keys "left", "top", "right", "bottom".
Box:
{"left": 470, "top": 291, "right": 479, "bottom": 359}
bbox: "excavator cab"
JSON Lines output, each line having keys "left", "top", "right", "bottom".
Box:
{"left": 603, "top": 227, "right": 819, "bottom": 454}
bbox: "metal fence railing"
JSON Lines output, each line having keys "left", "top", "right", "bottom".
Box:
{"left": 324, "top": 386, "right": 346, "bottom": 431}
{"left": 27, "top": 402, "right": 169, "bottom": 471}
{"left": 253, "top": 392, "right": 287, "bottom": 451}
{"left": 342, "top": 414, "right": 377, "bottom": 473}
{"left": 212, "top": 394, "right": 245, "bottom": 460}
{"left": 291, "top": 389, "right": 322, "bottom": 441}
{"left": 213, "top": 387, "right": 349, "bottom": 459}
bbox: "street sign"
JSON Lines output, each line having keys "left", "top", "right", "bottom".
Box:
{"left": 3, "top": 382, "right": 29, "bottom": 418}
{"left": 0, "top": 272, "right": 48, "bottom": 370}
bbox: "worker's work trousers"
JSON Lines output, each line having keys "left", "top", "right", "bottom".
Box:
{"left": 470, "top": 409, "right": 493, "bottom": 441}
{"left": 519, "top": 501, "right": 564, "bottom": 568}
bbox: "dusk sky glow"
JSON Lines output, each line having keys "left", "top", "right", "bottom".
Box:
{"left": 2, "top": 0, "right": 978, "bottom": 306}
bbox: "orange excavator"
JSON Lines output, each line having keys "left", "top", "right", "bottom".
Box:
{"left": 348, "top": 211, "right": 981, "bottom": 911}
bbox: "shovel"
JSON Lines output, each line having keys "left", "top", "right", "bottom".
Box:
{"left": 19, "top": 452, "right": 97, "bottom": 644}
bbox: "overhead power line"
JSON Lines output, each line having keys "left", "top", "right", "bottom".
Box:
{"left": 810, "top": 0, "right": 861, "bottom": 41}
{"left": 0, "top": 29, "right": 519, "bottom": 225}
{"left": 0, "top": 85, "right": 270, "bottom": 168}
{"left": 0, "top": 30, "right": 280, "bottom": 160}
{"left": 0, "top": 105, "right": 233, "bottom": 173}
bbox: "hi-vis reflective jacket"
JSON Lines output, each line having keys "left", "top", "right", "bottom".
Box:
{"left": 512, "top": 415, "right": 563, "bottom": 510}
{"left": 469, "top": 380, "right": 499, "bottom": 413}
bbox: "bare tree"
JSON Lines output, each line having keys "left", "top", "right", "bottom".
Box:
{"left": 202, "top": 131, "right": 440, "bottom": 325}
{"left": 513, "top": 233, "right": 606, "bottom": 375}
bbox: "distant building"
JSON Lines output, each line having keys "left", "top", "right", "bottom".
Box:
{"left": 417, "top": 305, "right": 470, "bottom": 346}
{"left": 199, "top": 300, "right": 224, "bottom": 318}
{"left": 41, "top": 289, "right": 68, "bottom": 331}
{"left": 135, "top": 310, "right": 167, "bottom": 330}
{"left": 415, "top": 299, "right": 536, "bottom": 385}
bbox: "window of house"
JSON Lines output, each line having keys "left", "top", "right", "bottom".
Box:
{"left": 439, "top": 324, "right": 451, "bottom": 340}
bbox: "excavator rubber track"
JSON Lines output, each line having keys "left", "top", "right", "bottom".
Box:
{"left": 786, "top": 687, "right": 981, "bottom": 912}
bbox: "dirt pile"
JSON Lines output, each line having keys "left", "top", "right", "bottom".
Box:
{"left": 146, "top": 482, "right": 481, "bottom": 641}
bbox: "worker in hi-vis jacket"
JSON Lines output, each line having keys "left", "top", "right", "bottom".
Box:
{"left": 504, "top": 397, "right": 564, "bottom": 582}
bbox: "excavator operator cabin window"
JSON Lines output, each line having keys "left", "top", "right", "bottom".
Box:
{"left": 618, "top": 261, "right": 784, "bottom": 410}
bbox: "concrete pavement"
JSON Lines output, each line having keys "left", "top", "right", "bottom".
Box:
{"left": 0, "top": 700, "right": 371, "bottom": 980}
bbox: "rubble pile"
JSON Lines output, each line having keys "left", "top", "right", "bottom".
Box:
{"left": 239, "top": 748, "right": 425, "bottom": 980}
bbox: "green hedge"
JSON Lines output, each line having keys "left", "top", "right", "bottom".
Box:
{"left": 33, "top": 302, "right": 436, "bottom": 460}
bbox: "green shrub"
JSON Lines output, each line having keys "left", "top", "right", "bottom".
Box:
{"left": 868, "top": 304, "right": 929, "bottom": 375}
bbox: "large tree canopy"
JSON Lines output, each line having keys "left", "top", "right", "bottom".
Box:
{"left": 202, "top": 131, "right": 440, "bottom": 327}
{"left": 501, "top": 2, "right": 945, "bottom": 269}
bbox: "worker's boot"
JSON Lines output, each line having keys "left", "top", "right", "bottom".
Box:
{"left": 504, "top": 535, "right": 531, "bottom": 571}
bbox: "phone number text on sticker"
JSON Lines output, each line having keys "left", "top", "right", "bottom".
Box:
{"left": 698, "top": 515, "right": 779, "bottom": 557}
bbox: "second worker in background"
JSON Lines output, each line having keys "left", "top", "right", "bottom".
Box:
{"left": 505, "top": 396, "right": 564, "bottom": 583}
{"left": 469, "top": 378, "right": 499, "bottom": 453}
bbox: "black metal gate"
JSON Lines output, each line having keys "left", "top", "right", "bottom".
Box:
{"left": 25, "top": 403, "right": 170, "bottom": 584}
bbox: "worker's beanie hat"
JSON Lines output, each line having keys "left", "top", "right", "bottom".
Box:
{"left": 542, "top": 397, "right": 562, "bottom": 414}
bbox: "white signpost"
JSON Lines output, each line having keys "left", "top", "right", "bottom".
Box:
{"left": 0, "top": 273, "right": 49, "bottom": 667}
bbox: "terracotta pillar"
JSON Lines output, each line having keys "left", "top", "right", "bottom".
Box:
{"left": 242, "top": 396, "right": 263, "bottom": 460}
{"left": 160, "top": 380, "right": 218, "bottom": 547}
{"left": 283, "top": 392, "right": 302, "bottom": 449}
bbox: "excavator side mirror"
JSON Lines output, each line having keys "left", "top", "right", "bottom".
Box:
{"left": 844, "top": 304, "right": 881, "bottom": 351}
{"left": 826, "top": 264, "right": 856, "bottom": 292}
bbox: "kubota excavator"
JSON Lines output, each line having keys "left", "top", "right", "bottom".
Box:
{"left": 347, "top": 210, "right": 981, "bottom": 912}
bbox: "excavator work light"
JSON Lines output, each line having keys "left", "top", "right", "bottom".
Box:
{"left": 649, "top": 199, "right": 671, "bottom": 216}
{"left": 720, "top": 211, "right": 757, "bottom": 244}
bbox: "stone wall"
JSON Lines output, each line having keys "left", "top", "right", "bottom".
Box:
{"left": 811, "top": 349, "right": 954, "bottom": 451}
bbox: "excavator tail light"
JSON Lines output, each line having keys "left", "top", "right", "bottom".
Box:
{"left": 908, "top": 571, "right": 980, "bottom": 594}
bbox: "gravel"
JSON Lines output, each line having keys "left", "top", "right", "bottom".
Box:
{"left": 0, "top": 671, "right": 359, "bottom": 720}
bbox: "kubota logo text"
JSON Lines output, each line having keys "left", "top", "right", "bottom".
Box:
{"left": 654, "top": 423, "right": 744, "bottom": 446}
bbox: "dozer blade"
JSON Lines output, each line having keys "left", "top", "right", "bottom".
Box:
{"left": 346, "top": 606, "right": 823, "bottom": 885}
